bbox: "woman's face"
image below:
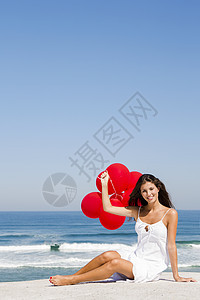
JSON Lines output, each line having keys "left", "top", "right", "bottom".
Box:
{"left": 140, "top": 181, "right": 159, "bottom": 204}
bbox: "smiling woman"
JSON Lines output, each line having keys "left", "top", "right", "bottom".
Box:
{"left": 49, "top": 172, "right": 196, "bottom": 286}
{"left": 129, "top": 174, "right": 175, "bottom": 209}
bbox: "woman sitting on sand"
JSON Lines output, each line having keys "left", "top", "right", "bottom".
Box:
{"left": 49, "top": 173, "right": 196, "bottom": 285}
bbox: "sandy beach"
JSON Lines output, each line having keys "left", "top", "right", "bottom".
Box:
{"left": 0, "top": 272, "right": 199, "bottom": 300}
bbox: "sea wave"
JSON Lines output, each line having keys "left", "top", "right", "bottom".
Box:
{"left": 178, "top": 263, "right": 200, "bottom": 268}
{"left": 62, "top": 232, "right": 137, "bottom": 238}
{"left": 0, "top": 240, "right": 200, "bottom": 253}
{"left": 0, "top": 245, "right": 50, "bottom": 252}
{"left": 0, "top": 257, "right": 90, "bottom": 269}
{"left": 176, "top": 240, "right": 200, "bottom": 245}
{"left": 60, "top": 242, "right": 134, "bottom": 252}
{"left": 0, "top": 242, "right": 199, "bottom": 271}
{"left": 176, "top": 241, "right": 200, "bottom": 248}
{"left": 189, "top": 244, "right": 200, "bottom": 248}
{"left": 0, "top": 242, "right": 135, "bottom": 253}
{"left": 0, "top": 234, "right": 32, "bottom": 238}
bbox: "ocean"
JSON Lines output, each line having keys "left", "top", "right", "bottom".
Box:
{"left": 0, "top": 210, "right": 199, "bottom": 282}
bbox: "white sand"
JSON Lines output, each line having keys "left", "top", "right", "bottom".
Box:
{"left": 0, "top": 272, "right": 199, "bottom": 300}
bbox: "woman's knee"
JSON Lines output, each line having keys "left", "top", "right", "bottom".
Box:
{"left": 100, "top": 251, "right": 121, "bottom": 263}
{"left": 108, "top": 258, "right": 122, "bottom": 271}
{"left": 109, "top": 258, "right": 121, "bottom": 267}
{"left": 109, "top": 258, "right": 134, "bottom": 278}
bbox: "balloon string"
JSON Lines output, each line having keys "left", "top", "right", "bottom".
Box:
{"left": 108, "top": 175, "right": 117, "bottom": 195}
{"left": 98, "top": 172, "right": 123, "bottom": 199}
{"left": 116, "top": 193, "right": 123, "bottom": 200}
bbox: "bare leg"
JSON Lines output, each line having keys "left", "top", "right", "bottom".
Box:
{"left": 50, "top": 251, "right": 121, "bottom": 279}
{"left": 50, "top": 258, "right": 134, "bottom": 286}
{"left": 74, "top": 251, "right": 121, "bottom": 275}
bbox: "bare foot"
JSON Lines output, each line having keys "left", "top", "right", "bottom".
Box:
{"left": 49, "top": 275, "right": 76, "bottom": 286}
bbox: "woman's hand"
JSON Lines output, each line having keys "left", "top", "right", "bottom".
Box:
{"left": 101, "top": 171, "right": 109, "bottom": 187}
{"left": 174, "top": 275, "right": 197, "bottom": 282}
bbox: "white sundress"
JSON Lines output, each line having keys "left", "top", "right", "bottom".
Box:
{"left": 112, "top": 207, "right": 171, "bottom": 283}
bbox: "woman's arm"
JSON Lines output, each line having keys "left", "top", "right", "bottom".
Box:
{"left": 101, "top": 171, "right": 137, "bottom": 219}
{"left": 167, "top": 209, "right": 196, "bottom": 282}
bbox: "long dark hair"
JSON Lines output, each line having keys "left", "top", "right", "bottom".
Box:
{"left": 128, "top": 174, "right": 175, "bottom": 208}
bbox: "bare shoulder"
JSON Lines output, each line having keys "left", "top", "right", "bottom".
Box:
{"left": 168, "top": 208, "right": 178, "bottom": 217}
{"left": 167, "top": 208, "right": 178, "bottom": 223}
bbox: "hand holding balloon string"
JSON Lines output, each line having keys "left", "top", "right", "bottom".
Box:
{"left": 100, "top": 171, "right": 110, "bottom": 187}
{"left": 100, "top": 171, "right": 121, "bottom": 199}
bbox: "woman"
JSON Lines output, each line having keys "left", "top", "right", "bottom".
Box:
{"left": 49, "top": 172, "right": 196, "bottom": 285}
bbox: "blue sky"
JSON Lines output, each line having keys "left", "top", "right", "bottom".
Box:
{"left": 0, "top": 0, "right": 200, "bottom": 211}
